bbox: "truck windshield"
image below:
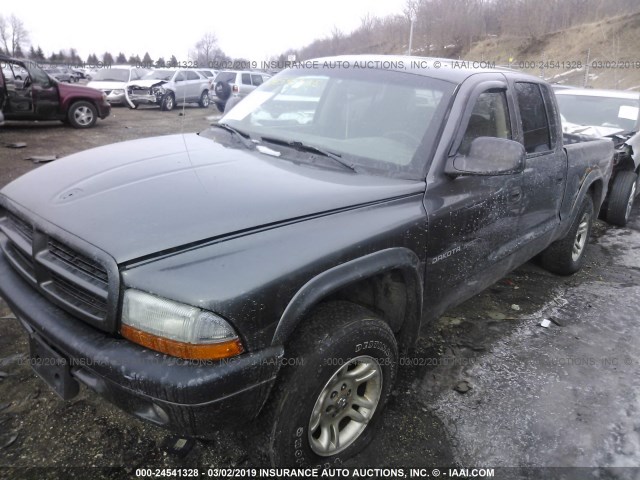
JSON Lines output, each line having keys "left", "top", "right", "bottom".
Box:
{"left": 556, "top": 94, "right": 640, "bottom": 132}
{"left": 218, "top": 68, "right": 455, "bottom": 179}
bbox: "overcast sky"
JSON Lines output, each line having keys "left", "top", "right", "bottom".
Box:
{"left": 6, "top": 0, "right": 408, "bottom": 62}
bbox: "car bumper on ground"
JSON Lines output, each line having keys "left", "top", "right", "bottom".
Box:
{"left": 0, "top": 249, "right": 283, "bottom": 437}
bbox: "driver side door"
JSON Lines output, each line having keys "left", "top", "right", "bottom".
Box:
{"left": 424, "top": 80, "right": 524, "bottom": 314}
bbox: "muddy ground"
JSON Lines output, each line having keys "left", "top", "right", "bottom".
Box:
{"left": 0, "top": 106, "right": 639, "bottom": 479}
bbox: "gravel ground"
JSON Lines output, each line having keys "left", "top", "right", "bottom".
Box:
{"left": 1, "top": 107, "right": 639, "bottom": 479}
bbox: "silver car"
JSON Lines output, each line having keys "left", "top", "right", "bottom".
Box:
{"left": 125, "top": 69, "right": 211, "bottom": 111}
{"left": 212, "top": 70, "right": 270, "bottom": 112}
{"left": 87, "top": 66, "right": 150, "bottom": 104}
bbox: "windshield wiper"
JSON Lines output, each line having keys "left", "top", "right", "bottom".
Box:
{"left": 211, "top": 123, "right": 255, "bottom": 150}
{"left": 260, "top": 136, "right": 356, "bottom": 172}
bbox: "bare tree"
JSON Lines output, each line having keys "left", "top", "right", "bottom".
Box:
{"left": 0, "top": 14, "right": 29, "bottom": 56}
{"left": 195, "top": 32, "right": 219, "bottom": 66}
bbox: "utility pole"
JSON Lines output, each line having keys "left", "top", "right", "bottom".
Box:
{"left": 407, "top": 12, "right": 416, "bottom": 55}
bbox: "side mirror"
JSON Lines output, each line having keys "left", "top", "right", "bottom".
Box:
{"left": 445, "top": 137, "right": 525, "bottom": 176}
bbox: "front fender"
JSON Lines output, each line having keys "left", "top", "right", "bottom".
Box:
{"left": 272, "top": 248, "right": 423, "bottom": 350}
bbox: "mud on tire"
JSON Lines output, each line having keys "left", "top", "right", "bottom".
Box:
{"left": 540, "top": 194, "right": 593, "bottom": 275}
{"left": 606, "top": 170, "right": 638, "bottom": 227}
{"left": 264, "top": 301, "right": 398, "bottom": 467}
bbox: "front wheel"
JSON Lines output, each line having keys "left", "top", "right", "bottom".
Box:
{"left": 265, "top": 301, "right": 398, "bottom": 467}
{"left": 161, "top": 93, "right": 175, "bottom": 111}
{"left": 67, "top": 101, "right": 97, "bottom": 128}
{"left": 540, "top": 194, "right": 593, "bottom": 275}
{"left": 606, "top": 170, "right": 638, "bottom": 227}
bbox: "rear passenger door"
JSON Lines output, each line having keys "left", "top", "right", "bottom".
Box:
{"left": 173, "top": 71, "right": 188, "bottom": 101}
{"left": 240, "top": 73, "right": 253, "bottom": 96}
{"left": 511, "top": 80, "right": 566, "bottom": 248}
{"left": 185, "top": 71, "right": 202, "bottom": 100}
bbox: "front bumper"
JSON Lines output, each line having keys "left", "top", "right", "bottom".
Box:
{"left": 0, "top": 249, "right": 283, "bottom": 437}
{"left": 102, "top": 90, "right": 126, "bottom": 105}
{"left": 97, "top": 100, "right": 111, "bottom": 119}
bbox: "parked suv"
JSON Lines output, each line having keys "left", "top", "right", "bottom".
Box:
{"left": 125, "top": 68, "right": 210, "bottom": 111}
{"left": 0, "top": 55, "right": 111, "bottom": 128}
{"left": 87, "top": 65, "right": 150, "bottom": 105}
{"left": 212, "top": 70, "right": 270, "bottom": 111}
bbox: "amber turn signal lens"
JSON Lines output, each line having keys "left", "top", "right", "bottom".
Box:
{"left": 121, "top": 324, "right": 244, "bottom": 360}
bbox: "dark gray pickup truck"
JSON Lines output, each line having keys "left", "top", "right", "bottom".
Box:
{"left": 0, "top": 56, "right": 613, "bottom": 466}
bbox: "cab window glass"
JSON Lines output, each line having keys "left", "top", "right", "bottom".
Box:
{"left": 459, "top": 90, "right": 511, "bottom": 155}
{"left": 515, "top": 82, "right": 552, "bottom": 153}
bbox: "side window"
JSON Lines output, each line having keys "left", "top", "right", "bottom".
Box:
{"left": 459, "top": 90, "right": 511, "bottom": 155}
{"left": 241, "top": 73, "right": 252, "bottom": 85}
{"left": 515, "top": 82, "right": 551, "bottom": 154}
{"left": 175, "top": 72, "right": 186, "bottom": 82}
{"left": 186, "top": 71, "right": 199, "bottom": 80}
{"left": 251, "top": 74, "right": 263, "bottom": 86}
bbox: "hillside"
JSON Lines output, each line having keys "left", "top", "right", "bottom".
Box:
{"left": 464, "top": 11, "right": 640, "bottom": 90}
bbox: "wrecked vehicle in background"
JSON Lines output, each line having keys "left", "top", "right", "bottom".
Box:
{"left": 125, "top": 69, "right": 210, "bottom": 111}
{"left": 87, "top": 66, "right": 150, "bottom": 105}
{"left": 556, "top": 88, "right": 640, "bottom": 226}
{"left": 1, "top": 55, "right": 111, "bottom": 128}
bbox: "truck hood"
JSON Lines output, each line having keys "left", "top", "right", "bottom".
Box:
{"left": 1, "top": 134, "right": 425, "bottom": 264}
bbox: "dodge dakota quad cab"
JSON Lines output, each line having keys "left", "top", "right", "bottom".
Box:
{"left": 0, "top": 55, "right": 111, "bottom": 128}
{"left": 0, "top": 56, "right": 613, "bottom": 466}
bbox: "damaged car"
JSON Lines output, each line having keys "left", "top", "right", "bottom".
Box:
{"left": 87, "top": 66, "right": 150, "bottom": 105}
{"left": 556, "top": 88, "right": 640, "bottom": 226}
{"left": 1, "top": 55, "right": 111, "bottom": 128}
{"left": 125, "top": 69, "right": 210, "bottom": 111}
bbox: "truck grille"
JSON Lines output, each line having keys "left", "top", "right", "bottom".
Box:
{"left": 0, "top": 210, "right": 116, "bottom": 332}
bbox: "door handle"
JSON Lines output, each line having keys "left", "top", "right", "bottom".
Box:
{"left": 508, "top": 187, "right": 522, "bottom": 203}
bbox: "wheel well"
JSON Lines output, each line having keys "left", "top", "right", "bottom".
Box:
{"left": 588, "top": 179, "right": 603, "bottom": 210}
{"left": 288, "top": 269, "right": 420, "bottom": 355}
{"left": 322, "top": 270, "right": 407, "bottom": 332}
{"left": 66, "top": 98, "right": 97, "bottom": 110}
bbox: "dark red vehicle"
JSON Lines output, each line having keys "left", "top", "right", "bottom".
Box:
{"left": 0, "top": 56, "right": 111, "bottom": 128}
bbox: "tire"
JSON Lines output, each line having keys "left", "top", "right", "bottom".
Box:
{"left": 161, "top": 93, "right": 175, "bottom": 111}
{"left": 214, "top": 101, "right": 225, "bottom": 113}
{"left": 264, "top": 301, "right": 398, "bottom": 467}
{"left": 67, "top": 101, "right": 97, "bottom": 128}
{"left": 606, "top": 170, "right": 638, "bottom": 227}
{"left": 199, "top": 90, "right": 210, "bottom": 108}
{"left": 540, "top": 194, "right": 593, "bottom": 275}
{"left": 214, "top": 81, "right": 231, "bottom": 101}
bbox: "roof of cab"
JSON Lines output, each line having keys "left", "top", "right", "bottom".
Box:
{"left": 309, "top": 54, "right": 523, "bottom": 84}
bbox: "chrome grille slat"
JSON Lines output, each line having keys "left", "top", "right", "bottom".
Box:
{"left": 47, "top": 238, "right": 109, "bottom": 285}
{"left": 0, "top": 210, "right": 113, "bottom": 331}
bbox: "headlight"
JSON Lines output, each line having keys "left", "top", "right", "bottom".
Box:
{"left": 121, "top": 289, "right": 244, "bottom": 360}
{"left": 112, "top": 89, "right": 124, "bottom": 95}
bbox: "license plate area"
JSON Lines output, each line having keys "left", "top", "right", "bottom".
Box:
{"left": 29, "top": 335, "right": 79, "bottom": 400}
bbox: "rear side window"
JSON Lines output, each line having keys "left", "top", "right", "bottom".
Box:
{"left": 215, "top": 72, "right": 236, "bottom": 84}
{"left": 241, "top": 73, "right": 252, "bottom": 85}
{"left": 515, "top": 82, "right": 551, "bottom": 154}
{"left": 251, "top": 74, "right": 264, "bottom": 86}
{"left": 459, "top": 90, "right": 511, "bottom": 155}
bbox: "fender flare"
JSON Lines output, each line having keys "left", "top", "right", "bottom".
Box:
{"left": 271, "top": 248, "right": 423, "bottom": 351}
{"left": 559, "top": 169, "right": 605, "bottom": 240}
